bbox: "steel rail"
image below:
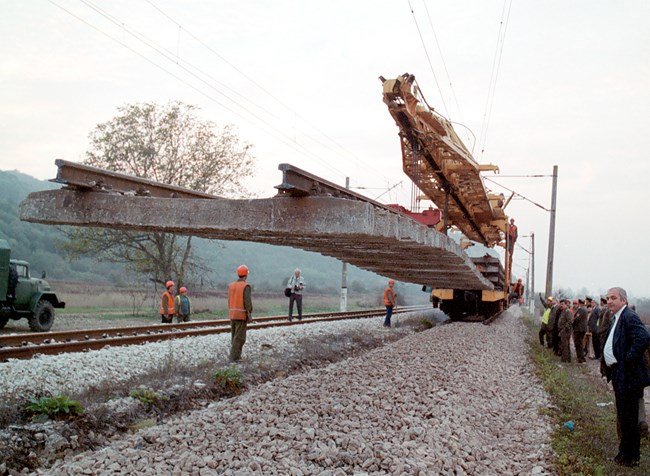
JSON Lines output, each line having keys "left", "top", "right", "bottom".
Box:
{"left": 52, "top": 159, "right": 217, "bottom": 199}
{"left": 275, "top": 164, "right": 405, "bottom": 216}
{"left": 0, "top": 306, "right": 430, "bottom": 361}
{"left": 0, "top": 308, "right": 398, "bottom": 347}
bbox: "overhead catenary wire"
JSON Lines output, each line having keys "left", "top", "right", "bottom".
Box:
{"left": 407, "top": 0, "right": 450, "bottom": 118}
{"left": 478, "top": 0, "right": 514, "bottom": 159}
{"left": 484, "top": 176, "right": 550, "bottom": 212}
{"left": 66, "top": 0, "right": 348, "bottom": 179}
{"left": 421, "top": 0, "right": 471, "bottom": 145}
{"left": 491, "top": 174, "right": 552, "bottom": 178}
{"left": 142, "top": 0, "right": 394, "bottom": 186}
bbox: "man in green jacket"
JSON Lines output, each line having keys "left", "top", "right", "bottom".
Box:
{"left": 175, "top": 286, "right": 191, "bottom": 323}
{"left": 538, "top": 296, "right": 554, "bottom": 346}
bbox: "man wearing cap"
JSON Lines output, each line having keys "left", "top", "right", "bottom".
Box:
{"left": 383, "top": 279, "right": 397, "bottom": 327}
{"left": 228, "top": 265, "right": 253, "bottom": 361}
{"left": 572, "top": 298, "right": 589, "bottom": 363}
{"left": 557, "top": 299, "right": 573, "bottom": 363}
{"left": 160, "top": 280, "right": 176, "bottom": 324}
{"left": 175, "top": 286, "right": 191, "bottom": 323}
{"left": 600, "top": 287, "right": 650, "bottom": 467}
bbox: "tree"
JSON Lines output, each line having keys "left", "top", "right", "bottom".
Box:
{"left": 62, "top": 102, "right": 254, "bottom": 286}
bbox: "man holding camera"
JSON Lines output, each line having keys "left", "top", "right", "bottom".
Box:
{"left": 286, "top": 268, "right": 305, "bottom": 321}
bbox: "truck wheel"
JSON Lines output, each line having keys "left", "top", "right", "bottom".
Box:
{"left": 0, "top": 315, "right": 8, "bottom": 329}
{"left": 29, "top": 300, "right": 55, "bottom": 332}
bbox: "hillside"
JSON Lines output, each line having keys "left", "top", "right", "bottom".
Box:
{"left": 0, "top": 170, "right": 421, "bottom": 297}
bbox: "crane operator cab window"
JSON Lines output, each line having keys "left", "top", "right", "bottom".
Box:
{"left": 13, "top": 264, "right": 29, "bottom": 279}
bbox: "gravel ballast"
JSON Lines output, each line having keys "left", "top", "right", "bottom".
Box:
{"left": 39, "top": 307, "right": 554, "bottom": 475}
{"left": 1, "top": 314, "right": 418, "bottom": 401}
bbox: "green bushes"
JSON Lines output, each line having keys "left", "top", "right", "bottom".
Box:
{"left": 25, "top": 395, "right": 84, "bottom": 419}
{"left": 129, "top": 386, "right": 168, "bottom": 409}
{"left": 213, "top": 366, "right": 243, "bottom": 393}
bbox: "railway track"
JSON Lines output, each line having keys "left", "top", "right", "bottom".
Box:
{"left": 0, "top": 306, "right": 431, "bottom": 361}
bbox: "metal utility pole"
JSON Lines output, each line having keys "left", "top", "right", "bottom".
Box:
{"left": 545, "top": 166, "right": 558, "bottom": 298}
{"left": 531, "top": 232, "right": 535, "bottom": 307}
{"left": 340, "top": 177, "right": 349, "bottom": 311}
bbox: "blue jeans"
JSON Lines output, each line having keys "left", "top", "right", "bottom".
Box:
{"left": 384, "top": 305, "right": 393, "bottom": 327}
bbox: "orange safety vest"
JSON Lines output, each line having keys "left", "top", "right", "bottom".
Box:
{"left": 228, "top": 280, "right": 249, "bottom": 321}
{"left": 513, "top": 282, "right": 524, "bottom": 295}
{"left": 383, "top": 287, "right": 395, "bottom": 306}
{"left": 160, "top": 290, "right": 175, "bottom": 315}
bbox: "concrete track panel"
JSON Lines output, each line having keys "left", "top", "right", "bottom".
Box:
{"left": 20, "top": 190, "right": 493, "bottom": 290}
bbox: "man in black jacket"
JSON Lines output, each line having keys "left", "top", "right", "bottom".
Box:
{"left": 601, "top": 287, "right": 650, "bottom": 467}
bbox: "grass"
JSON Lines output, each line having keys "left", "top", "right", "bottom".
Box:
{"left": 525, "top": 316, "right": 649, "bottom": 475}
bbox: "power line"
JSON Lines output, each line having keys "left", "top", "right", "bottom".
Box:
{"left": 484, "top": 176, "right": 550, "bottom": 212}
{"left": 67, "top": 0, "right": 348, "bottom": 179}
{"left": 407, "top": 0, "right": 450, "bottom": 118}
{"left": 492, "top": 174, "right": 552, "bottom": 178}
{"left": 142, "top": 0, "right": 393, "bottom": 185}
{"left": 421, "top": 0, "right": 470, "bottom": 144}
{"left": 478, "top": 0, "right": 514, "bottom": 158}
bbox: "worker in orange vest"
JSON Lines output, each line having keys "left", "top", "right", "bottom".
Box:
{"left": 228, "top": 265, "right": 253, "bottom": 361}
{"left": 383, "top": 279, "right": 397, "bottom": 327}
{"left": 160, "top": 280, "right": 175, "bottom": 323}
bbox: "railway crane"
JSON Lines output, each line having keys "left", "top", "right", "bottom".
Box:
{"left": 380, "top": 73, "right": 515, "bottom": 318}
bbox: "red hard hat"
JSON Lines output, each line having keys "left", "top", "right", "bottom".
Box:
{"left": 180, "top": 287, "right": 187, "bottom": 293}
{"left": 237, "top": 265, "right": 249, "bottom": 277}
{"left": 166, "top": 280, "right": 175, "bottom": 288}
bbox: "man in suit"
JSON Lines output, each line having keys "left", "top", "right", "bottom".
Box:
{"left": 601, "top": 287, "right": 650, "bottom": 467}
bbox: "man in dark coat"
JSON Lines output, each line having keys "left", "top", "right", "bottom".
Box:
{"left": 572, "top": 299, "right": 589, "bottom": 363}
{"left": 601, "top": 287, "right": 650, "bottom": 467}
{"left": 586, "top": 297, "right": 602, "bottom": 359}
{"left": 557, "top": 299, "right": 573, "bottom": 363}
{"left": 597, "top": 296, "right": 612, "bottom": 355}
{"left": 548, "top": 300, "right": 562, "bottom": 355}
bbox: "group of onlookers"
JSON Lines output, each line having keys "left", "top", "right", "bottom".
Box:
{"left": 539, "top": 294, "right": 605, "bottom": 363}
{"left": 538, "top": 287, "right": 650, "bottom": 468}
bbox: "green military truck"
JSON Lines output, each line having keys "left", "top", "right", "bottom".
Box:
{"left": 0, "top": 239, "right": 65, "bottom": 332}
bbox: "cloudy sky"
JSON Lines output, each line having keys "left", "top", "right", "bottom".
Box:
{"left": 1, "top": 0, "right": 649, "bottom": 297}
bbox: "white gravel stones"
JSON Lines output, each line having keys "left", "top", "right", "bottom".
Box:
{"left": 0, "top": 315, "right": 410, "bottom": 401}
{"left": 40, "top": 307, "right": 554, "bottom": 475}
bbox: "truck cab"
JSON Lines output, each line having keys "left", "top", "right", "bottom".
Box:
{"left": 0, "top": 240, "right": 65, "bottom": 332}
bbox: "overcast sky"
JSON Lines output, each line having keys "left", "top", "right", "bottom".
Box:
{"left": 1, "top": 0, "right": 649, "bottom": 297}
